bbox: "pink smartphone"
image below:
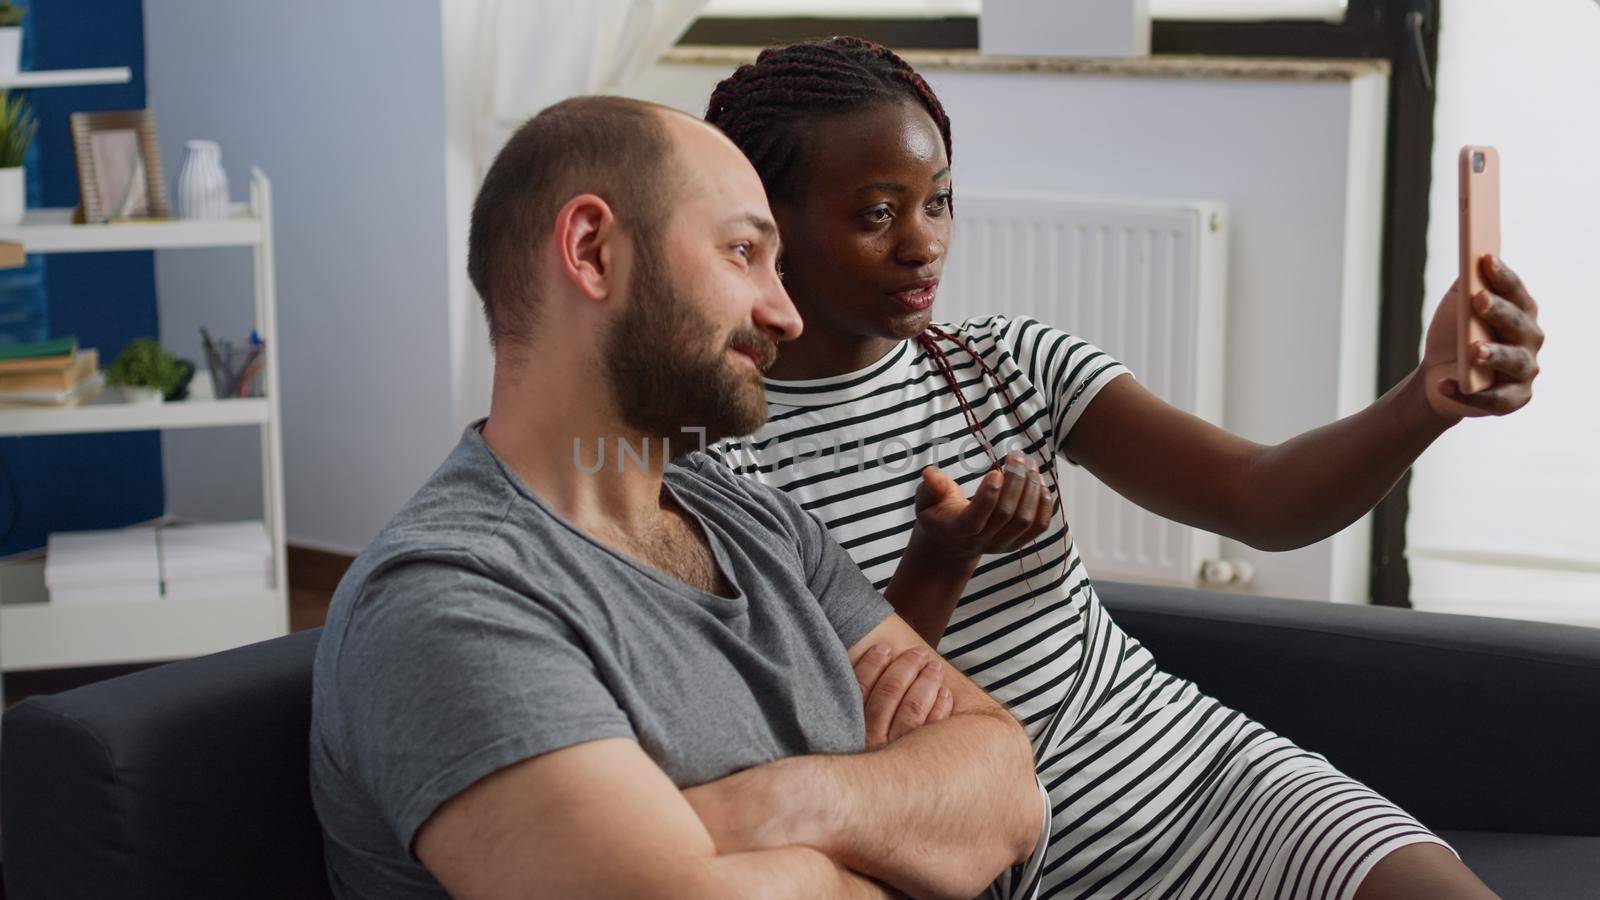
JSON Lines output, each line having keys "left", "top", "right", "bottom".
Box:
{"left": 1458, "top": 145, "right": 1500, "bottom": 394}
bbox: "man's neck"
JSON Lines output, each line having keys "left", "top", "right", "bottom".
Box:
{"left": 481, "top": 367, "right": 669, "bottom": 538}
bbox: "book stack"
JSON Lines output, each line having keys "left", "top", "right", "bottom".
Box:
{"left": 0, "top": 336, "right": 104, "bottom": 406}
{"left": 44, "top": 527, "right": 163, "bottom": 606}
{"left": 159, "top": 521, "right": 274, "bottom": 600}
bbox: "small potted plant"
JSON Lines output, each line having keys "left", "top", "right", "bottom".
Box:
{"left": 0, "top": 89, "right": 34, "bottom": 226}
{"left": 106, "top": 338, "right": 194, "bottom": 404}
{"left": 0, "top": 5, "right": 23, "bottom": 77}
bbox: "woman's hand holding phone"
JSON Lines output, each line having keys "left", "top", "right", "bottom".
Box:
{"left": 1416, "top": 145, "right": 1545, "bottom": 421}
{"left": 1418, "top": 254, "right": 1544, "bottom": 421}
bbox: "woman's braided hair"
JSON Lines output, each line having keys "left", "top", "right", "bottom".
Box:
{"left": 705, "top": 36, "right": 952, "bottom": 202}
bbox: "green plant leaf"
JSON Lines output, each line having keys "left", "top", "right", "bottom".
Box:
{"left": 0, "top": 90, "right": 36, "bottom": 169}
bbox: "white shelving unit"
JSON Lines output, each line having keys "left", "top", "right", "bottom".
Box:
{"left": 0, "top": 67, "right": 131, "bottom": 90}
{"left": 0, "top": 395, "right": 270, "bottom": 437}
{"left": 3, "top": 206, "right": 263, "bottom": 252}
{"left": 0, "top": 168, "right": 289, "bottom": 673}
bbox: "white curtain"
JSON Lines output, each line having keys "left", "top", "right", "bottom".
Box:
{"left": 475, "top": 0, "right": 712, "bottom": 172}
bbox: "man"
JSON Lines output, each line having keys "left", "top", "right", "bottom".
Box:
{"left": 310, "top": 96, "right": 1047, "bottom": 899}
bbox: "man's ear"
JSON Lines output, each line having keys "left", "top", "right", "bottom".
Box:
{"left": 551, "top": 193, "right": 618, "bottom": 302}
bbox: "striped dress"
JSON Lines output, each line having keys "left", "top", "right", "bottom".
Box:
{"left": 710, "top": 315, "right": 1451, "bottom": 899}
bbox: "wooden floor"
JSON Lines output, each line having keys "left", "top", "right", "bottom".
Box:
{"left": 2, "top": 545, "right": 349, "bottom": 708}
{"left": 285, "top": 544, "right": 349, "bottom": 632}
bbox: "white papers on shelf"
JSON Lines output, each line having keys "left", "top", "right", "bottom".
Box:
{"left": 163, "top": 577, "right": 272, "bottom": 602}
{"left": 159, "top": 521, "right": 273, "bottom": 599}
{"left": 0, "top": 557, "right": 47, "bottom": 606}
{"left": 44, "top": 527, "right": 162, "bottom": 605}
{"left": 38, "top": 521, "right": 273, "bottom": 606}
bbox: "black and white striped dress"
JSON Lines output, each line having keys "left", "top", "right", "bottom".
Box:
{"left": 711, "top": 315, "right": 1450, "bottom": 899}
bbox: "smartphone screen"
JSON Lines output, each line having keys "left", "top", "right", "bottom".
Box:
{"left": 1458, "top": 145, "right": 1500, "bottom": 394}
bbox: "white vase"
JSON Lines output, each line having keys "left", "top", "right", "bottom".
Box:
{"left": 0, "top": 28, "right": 19, "bottom": 77}
{"left": 0, "top": 166, "right": 23, "bottom": 226}
{"left": 116, "top": 385, "right": 164, "bottom": 405}
{"left": 176, "top": 140, "right": 229, "bottom": 219}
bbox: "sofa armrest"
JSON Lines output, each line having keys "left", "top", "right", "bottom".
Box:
{"left": 1, "top": 628, "right": 333, "bottom": 899}
{"left": 1094, "top": 580, "right": 1600, "bottom": 836}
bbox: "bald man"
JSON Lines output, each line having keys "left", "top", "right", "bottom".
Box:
{"left": 309, "top": 97, "right": 1047, "bottom": 899}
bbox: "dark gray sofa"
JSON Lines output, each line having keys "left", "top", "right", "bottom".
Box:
{"left": 4, "top": 580, "right": 1597, "bottom": 898}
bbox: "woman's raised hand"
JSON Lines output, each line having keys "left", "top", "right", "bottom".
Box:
{"left": 1421, "top": 255, "right": 1544, "bottom": 420}
{"left": 911, "top": 451, "right": 1057, "bottom": 562}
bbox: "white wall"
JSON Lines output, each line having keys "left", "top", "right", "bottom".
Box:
{"left": 443, "top": 0, "right": 495, "bottom": 431}
{"left": 1407, "top": 0, "right": 1600, "bottom": 625}
{"left": 145, "top": 0, "right": 460, "bottom": 554}
{"left": 621, "top": 58, "right": 1390, "bottom": 602}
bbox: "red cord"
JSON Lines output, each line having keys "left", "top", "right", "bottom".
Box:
{"left": 915, "top": 326, "right": 1071, "bottom": 598}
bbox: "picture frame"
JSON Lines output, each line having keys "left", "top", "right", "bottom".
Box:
{"left": 69, "top": 109, "right": 171, "bottom": 223}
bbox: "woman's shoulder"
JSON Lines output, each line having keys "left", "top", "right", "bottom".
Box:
{"left": 940, "top": 313, "right": 1087, "bottom": 361}
{"left": 941, "top": 312, "right": 1014, "bottom": 339}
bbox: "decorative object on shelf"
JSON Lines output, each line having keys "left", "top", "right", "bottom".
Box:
{"left": 201, "top": 326, "right": 266, "bottom": 399}
{"left": 68, "top": 109, "right": 171, "bottom": 224}
{"left": 106, "top": 337, "right": 193, "bottom": 403}
{"left": 981, "top": 0, "right": 1152, "bottom": 59}
{"left": 177, "top": 139, "right": 229, "bottom": 219}
{"left": 0, "top": 89, "right": 36, "bottom": 226}
{"left": 0, "top": 4, "right": 24, "bottom": 77}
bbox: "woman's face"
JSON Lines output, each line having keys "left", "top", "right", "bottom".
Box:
{"left": 773, "top": 100, "right": 952, "bottom": 358}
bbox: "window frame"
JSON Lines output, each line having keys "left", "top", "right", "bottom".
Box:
{"left": 1152, "top": 0, "right": 1439, "bottom": 609}
{"left": 699, "top": 1, "right": 1350, "bottom": 22}
{"left": 679, "top": 0, "right": 1440, "bottom": 607}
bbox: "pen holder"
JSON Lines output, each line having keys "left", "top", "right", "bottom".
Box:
{"left": 207, "top": 345, "right": 266, "bottom": 399}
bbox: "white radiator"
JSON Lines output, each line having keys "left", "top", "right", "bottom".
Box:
{"left": 938, "top": 189, "right": 1230, "bottom": 588}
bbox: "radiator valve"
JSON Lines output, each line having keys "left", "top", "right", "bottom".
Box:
{"left": 1198, "top": 558, "right": 1256, "bottom": 587}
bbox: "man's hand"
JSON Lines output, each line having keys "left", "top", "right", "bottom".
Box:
{"left": 1420, "top": 255, "right": 1544, "bottom": 420}
{"left": 912, "top": 452, "right": 1056, "bottom": 563}
{"left": 853, "top": 643, "right": 954, "bottom": 749}
{"left": 685, "top": 615, "right": 1044, "bottom": 900}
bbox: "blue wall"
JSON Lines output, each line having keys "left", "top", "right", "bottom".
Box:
{"left": 0, "top": 0, "right": 163, "bottom": 556}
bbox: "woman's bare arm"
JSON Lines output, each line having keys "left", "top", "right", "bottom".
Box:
{"left": 1064, "top": 258, "right": 1543, "bottom": 551}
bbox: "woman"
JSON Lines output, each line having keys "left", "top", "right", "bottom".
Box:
{"left": 704, "top": 37, "right": 1542, "bottom": 899}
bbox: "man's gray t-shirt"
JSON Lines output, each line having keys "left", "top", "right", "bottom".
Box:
{"left": 309, "top": 425, "right": 894, "bottom": 898}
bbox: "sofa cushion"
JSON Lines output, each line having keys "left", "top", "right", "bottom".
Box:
{"left": 1095, "top": 580, "right": 1600, "bottom": 836}
{"left": 1440, "top": 830, "right": 1600, "bottom": 898}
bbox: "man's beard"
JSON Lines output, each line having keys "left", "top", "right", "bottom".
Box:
{"left": 602, "top": 239, "right": 778, "bottom": 453}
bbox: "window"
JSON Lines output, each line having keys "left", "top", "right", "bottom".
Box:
{"left": 683, "top": 0, "right": 1438, "bottom": 606}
